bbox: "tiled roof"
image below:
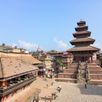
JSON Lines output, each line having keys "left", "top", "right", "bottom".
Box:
{"left": 0, "top": 57, "right": 38, "bottom": 78}
{"left": 0, "top": 53, "right": 42, "bottom": 64}
{"left": 75, "top": 25, "right": 88, "bottom": 29}
{"left": 77, "top": 21, "right": 86, "bottom": 26}
{"left": 73, "top": 31, "right": 91, "bottom": 35}
{"left": 70, "top": 38, "right": 95, "bottom": 44}
{"left": 0, "top": 53, "right": 40, "bottom": 78}
{"left": 0, "top": 45, "right": 13, "bottom": 52}
{"left": 68, "top": 46, "right": 100, "bottom": 52}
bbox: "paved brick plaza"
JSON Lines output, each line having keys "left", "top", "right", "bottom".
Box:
{"left": 53, "top": 82, "right": 102, "bottom": 102}
{"left": 4, "top": 78, "right": 102, "bottom": 102}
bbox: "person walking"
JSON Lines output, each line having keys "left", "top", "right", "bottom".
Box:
{"left": 85, "top": 83, "right": 87, "bottom": 89}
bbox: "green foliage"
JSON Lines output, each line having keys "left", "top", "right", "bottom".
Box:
{"left": 47, "top": 50, "right": 58, "bottom": 53}
{"left": 55, "top": 58, "right": 64, "bottom": 67}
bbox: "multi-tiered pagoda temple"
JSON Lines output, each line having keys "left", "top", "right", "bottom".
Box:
{"left": 57, "top": 21, "right": 102, "bottom": 85}
{"left": 68, "top": 20, "right": 100, "bottom": 62}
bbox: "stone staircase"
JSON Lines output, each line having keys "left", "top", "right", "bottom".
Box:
{"left": 55, "top": 62, "right": 102, "bottom": 85}
{"left": 55, "top": 63, "right": 78, "bottom": 83}
{"left": 88, "top": 63, "right": 102, "bottom": 85}
{"left": 77, "top": 62, "right": 88, "bottom": 83}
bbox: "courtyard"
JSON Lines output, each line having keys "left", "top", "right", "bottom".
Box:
{"left": 6, "top": 78, "right": 102, "bottom": 102}
{"left": 52, "top": 82, "right": 102, "bottom": 102}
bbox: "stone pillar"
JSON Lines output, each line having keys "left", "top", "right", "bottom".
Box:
{"left": 2, "top": 81, "right": 8, "bottom": 88}
{"left": 35, "top": 70, "right": 38, "bottom": 77}
{"left": 0, "top": 81, "right": 2, "bottom": 87}
{"left": 89, "top": 57, "right": 91, "bottom": 63}
{"left": 91, "top": 56, "right": 93, "bottom": 63}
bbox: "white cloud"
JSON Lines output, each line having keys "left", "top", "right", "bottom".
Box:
{"left": 11, "top": 43, "right": 17, "bottom": 47}
{"left": 54, "top": 38, "right": 68, "bottom": 50}
{"left": 18, "top": 40, "right": 42, "bottom": 51}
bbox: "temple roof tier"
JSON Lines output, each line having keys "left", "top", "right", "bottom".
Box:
{"left": 75, "top": 26, "right": 88, "bottom": 32}
{"left": 77, "top": 21, "right": 86, "bottom": 26}
{"left": 68, "top": 46, "right": 100, "bottom": 52}
{"left": 73, "top": 31, "right": 91, "bottom": 37}
{"left": 70, "top": 38, "right": 95, "bottom": 45}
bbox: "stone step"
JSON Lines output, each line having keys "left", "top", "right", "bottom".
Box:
{"left": 88, "top": 66, "right": 102, "bottom": 69}
{"left": 63, "top": 69, "right": 77, "bottom": 73}
{"left": 90, "top": 74, "right": 102, "bottom": 80}
{"left": 67, "top": 67, "right": 78, "bottom": 69}
{"left": 88, "top": 63, "right": 98, "bottom": 65}
{"left": 64, "top": 68, "right": 77, "bottom": 70}
{"left": 89, "top": 67, "right": 101, "bottom": 69}
{"left": 88, "top": 66, "right": 102, "bottom": 70}
{"left": 58, "top": 73, "right": 77, "bottom": 78}
{"left": 69, "top": 63, "right": 78, "bottom": 67}
{"left": 89, "top": 69, "right": 102, "bottom": 71}
{"left": 88, "top": 64, "right": 101, "bottom": 67}
{"left": 90, "top": 71, "right": 102, "bottom": 74}
{"left": 89, "top": 80, "right": 102, "bottom": 85}
{"left": 70, "top": 65, "right": 78, "bottom": 67}
{"left": 55, "top": 78, "right": 77, "bottom": 83}
{"left": 89, "top": 68, "right": 101, "bottom": 70}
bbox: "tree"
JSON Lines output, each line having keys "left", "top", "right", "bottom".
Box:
{"left": 55, "top": 58, "right": 64, "bottom": 73}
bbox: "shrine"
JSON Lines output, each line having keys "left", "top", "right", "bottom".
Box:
{"left": 56, "top": 21, "right": 102, "bottom": 85}
{"left": 68, "top": 20, "right": 99, "bottom": 62}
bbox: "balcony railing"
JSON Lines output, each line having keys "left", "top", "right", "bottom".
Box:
{"left": 0, "top": 77, "right": 36, "bottom": 98}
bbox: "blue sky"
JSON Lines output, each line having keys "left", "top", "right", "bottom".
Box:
{"left": 0, "top": 0, "right": 102, "bottom": 51}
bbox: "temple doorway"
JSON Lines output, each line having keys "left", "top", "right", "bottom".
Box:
{"left": 74, "top": 56, "right": 89, "bottom": 62}
{"left": 81, "top": 56, "right": 88, "bottom": 62}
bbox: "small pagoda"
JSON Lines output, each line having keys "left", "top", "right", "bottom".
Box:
{"left": 68, "top": 20, "right": 100, "bottom": 62}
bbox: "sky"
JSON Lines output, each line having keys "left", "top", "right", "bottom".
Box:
{"left": 0, "top": 0, "right": 102, "bottom": 51}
